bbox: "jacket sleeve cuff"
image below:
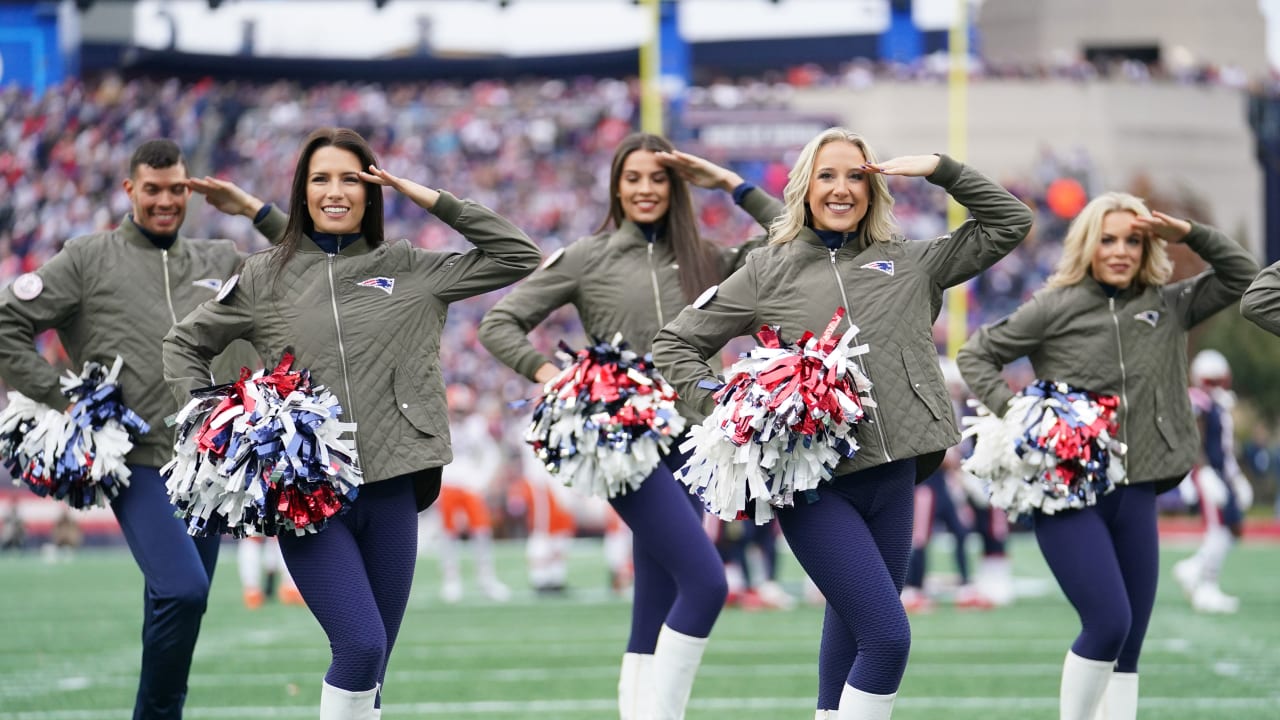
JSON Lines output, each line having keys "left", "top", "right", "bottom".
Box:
{"left": 925, "top": 154, "right": 963, "bottom": 189}
{"left": 431, "top": 191, "right": 464, "bottom": 225}
{"left": 1179, "top": 221, "right": 1215, "bottom": 251}
{"left": 254, "top": 205, "right": 289, "bottom": 244}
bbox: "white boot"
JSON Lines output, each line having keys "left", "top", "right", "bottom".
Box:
{"left": 320, "top": 681, "right": 377, "bottom": 720}
{"left": 1060, "top": 651, "right": 1113, "bottom": 720}
{"left": 651, "top": 625, "right": 709, "bottom": 719}
{"left": 1094, "top": 672, "right": 1138, "bottom": 720}
{"left": 837, "top": 683, "right": 895, "bottom": 720}
{"left": 619, "top": 652, "right": 654, "bottom": 719}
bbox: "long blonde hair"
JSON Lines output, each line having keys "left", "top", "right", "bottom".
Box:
{"left": 769, "top": 127, "right": 898, "bottom": 245}
{"left": 1046, "top": 191, "right": 1173, "bottom": 289}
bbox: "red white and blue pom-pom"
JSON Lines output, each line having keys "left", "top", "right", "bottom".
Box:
{"left": 0, "top": 356, "right": 150, "bottom": 509}
{"left": 162, "top": 352, "right": 361, "bottom": 537}
{"left": 525, "top": 334, "right": 686, "bottom": 499}
{"left": 678, "top": 308, "right": 873, "bottom": 524}
{"left": 962, "top": 379, "right": 1126, "bottom": 520}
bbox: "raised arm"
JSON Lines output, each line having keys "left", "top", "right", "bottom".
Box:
{"left": 652, "top": 256, "right": 762, "bottom": 419}
{"left": 1241, "top": 259, "right": 1280, "bottom": 335}
{"left": 656, "top": 149, "right": 783, "bottom": 230}
{"left": 1149, "top": 214, "right": 1260, "bottom": 329}
{"left": 868, "top": 154, "right": 1032, "bottom": 289}
{"left": 956, "top": 296, "right": 1050, "bottom": 416}
{"left": 0, "top": 248, "right": 84, "bottom": 408}
{"left": 361, "top": 166, "right": 540, "bottom": 303}
{"left": 188, "top": 176, "right": 288, "bottom": 244}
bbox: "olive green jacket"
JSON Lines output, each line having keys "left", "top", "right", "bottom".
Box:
{"left": 0, "top": 209, "right": 287, "bottom": 467}
{"left": 957, "top": 223, "right": 1259, "bottom": 487}
{"left": 653, "top": 155, "right": 1033, "bottom": 479}
{"left": 164, "top": 192, "right": 540, "bottom": 483}
{"left": 477, "top": 187, "right": 781, "bottom": 415}
{"left": 1241, "top": 259, "right": 1280, "bottom": 335}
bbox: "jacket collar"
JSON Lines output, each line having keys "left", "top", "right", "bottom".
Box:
{"left": 607, "top": 219, "right": 663, "bottom": 253}
{"left": 297, "top": 234, "right": 374, "bottom": 257}
{"left": 1081, "top": 276, "right": 1145, "bottom": 302}
{"left": 795, "top": 225, "right": 870, "bottom": 256}
{"left": 120, "top": 214, "right": 188, "bottom": 257}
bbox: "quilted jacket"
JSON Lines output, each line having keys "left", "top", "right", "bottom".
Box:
{"left": 652, "top": 155, "right": 1033, "bottom": 480}
{"left": 163, "top": 192, "right": 540, "bottom": 483}
{"left": 958, "top": 222, "right": 1259, "bottom": 487}
{"left": 0, "top": 209, "right": 287, "bottom": 467}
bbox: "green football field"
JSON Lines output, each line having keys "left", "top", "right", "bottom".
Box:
{"left": 1, "top": 535, "right": 1277, "bottom": 719}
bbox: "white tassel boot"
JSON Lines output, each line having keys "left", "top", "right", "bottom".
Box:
{"left": 837, "top": 683, "right": 896, "bottom": 720}
{"left": 1060, "top": 651, "right": 1113, "bottom": 720}
{"left": 618, "top": 652, "right": 654, "bottom": 719}
{"left": 651, "top": 625, "right": 709, "bottom": 719}
{"left": 320, "top": 681, "right": 378, "bottom": 720}
{"left": 1094, "top": 672, "right": 1138, "bottom": 720}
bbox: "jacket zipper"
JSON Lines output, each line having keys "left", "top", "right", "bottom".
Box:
{"left": 647, "top": 243, "right": 665, "bottom": 327}
{"left": 327, "top": 254, "right": 362, "bottom": 468}
{"left": 1108, "top": 297, "right": 1130, "bottom": 483}
{"left": 161, "top": 250, "right": 177, "bottom": 323}
{"left": 829, "top": 245, "right": 892, "bottom": 462}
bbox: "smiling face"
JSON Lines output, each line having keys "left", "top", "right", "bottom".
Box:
{"left": 617, "top": 150, "right": 671, "bottom": 225}
{"left": 123, "top": 163, "right": 190, "bottom": 236}
{"left": 1090, "top": 210, "right": 1145, "bottom": 288}
{"left": 306, "top": 145, "right": 367, "bottom": 235}
{"left": 806, "top": 140, "right": 871, "bottom": 234}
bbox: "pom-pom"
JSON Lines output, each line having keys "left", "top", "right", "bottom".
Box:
{"left": 0, "top": 357, "right": 149, "bottom": 509}
{"left": 525, "top": 334, "right": 686, "bottom": 498}
{"left": 678, "top": 308, "right": 873, "bottom": 524}
{"left": 162, "top": 352, "right": 361, "bottom": 537}
{"left": 962, "top": 380, "right": 1126, "bottom": 520}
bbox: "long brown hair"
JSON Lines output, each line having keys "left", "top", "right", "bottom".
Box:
{"left": 597, "top": 133, "right": 721, "bottom": 302}
{"left": 273, "top": 127, "right": 386, "bottom": 279}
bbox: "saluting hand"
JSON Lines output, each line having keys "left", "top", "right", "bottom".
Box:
{"left": 360, "top": 165, "right": 441, "bottom": 211}
{"left": 1131, "top": 210, "right": 1192, "bottom": 243}
{"left": 655, "top": 150, "right": 745, "bottom": 193}
{"left": 188, "top": 176, "right": 265, "bottom": 219}
{"left": 861, "top": 155, "right": 941, "bottom": 178}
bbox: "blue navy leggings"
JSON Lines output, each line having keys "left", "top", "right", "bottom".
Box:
{"left": 777, "top": 459, "right": 916, "bottom": 705}
{"left": 278, "top": 473, "right": 422, "bottom": 694}
{"left": 612, "top": 447, "right": 728, "bottom": 652}
{"left": 1033, "top": 483, "right": 1158, "bottom": 672}
{"left": 115, "top": 464, "right": 220, "bottom": 720}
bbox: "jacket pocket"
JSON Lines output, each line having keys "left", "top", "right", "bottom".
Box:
{"left": 1153, "top": 390, "right": 1177, "bottom": 451}
{"left": 393, "top": 365, "right": 447, "bottom": 437}
{"left": 901, "top": 347, "right": 945, "bottom": 421}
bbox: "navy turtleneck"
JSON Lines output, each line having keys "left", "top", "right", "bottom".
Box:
{"left": 310, "top": 232, "right": 362, "bottom": 255}
{"left": 1094, "top": 278, "right": 1121, "bottom": 298}
{"left": 813, "top": 228, "right": 857, "bottom": 251}
{"left": 635, "top": 221, "right": 660, "bottom": 243}
{"left": 128, "top": 215, "right": 177, "bottom": 250}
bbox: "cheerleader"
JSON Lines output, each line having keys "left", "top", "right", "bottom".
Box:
{"left": 478, "top": 132, "right": 782, "bottom": 719}
{"left": 0, "top": 139, "right": 283, "bottom": 720}
{"left": 653, "top": 128, "right": 1032, "bottom": 719}
{"left": 957, "top": 192, "right": 1258, "bottom": 720}
{"left": 163, "top": 127, "right": 539, "bottom": 720}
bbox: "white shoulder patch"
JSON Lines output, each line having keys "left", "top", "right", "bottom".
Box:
{"left": 693, "top": 285, "right": 719, "bottom": 309}
{"left": 11, "top": 273, "right": 43, "bottom": 301}
{"left": 542, "top": 247, "right": 565, "bottom": 269}
{"left": 215, "top": 274, "right": 239, "bottom": 303}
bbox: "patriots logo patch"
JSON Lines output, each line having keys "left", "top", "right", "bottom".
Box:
{"left": 192, "top": 278, "right": 223, "bottom": 291}
{"left": 1134, "top": 310, "right": 1160, "bottom": 327}
{"left": 861, "top": 260, "right": 894, "bottom": 276}
{"left": 356, "top": 277, "right": 395, "bottom": 294}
